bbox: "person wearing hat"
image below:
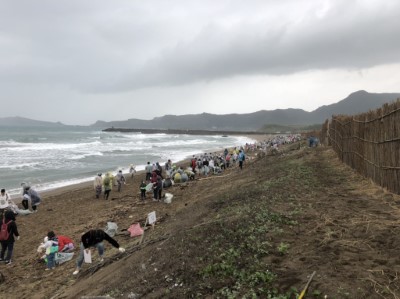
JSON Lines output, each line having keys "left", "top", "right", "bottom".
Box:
{"left": 22, "top": 187, "right": 41, "bottom": 212}
{"left": 93, "top": 173, "right": 103, "bottom": 199}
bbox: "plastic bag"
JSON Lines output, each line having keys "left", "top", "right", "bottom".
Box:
{"left": 164, "top": 193, "right": 173, "bottom": 204}
{"left": 128, "top": 223, "right": 144, "bottom": 237}
{"left": 105, "top": 222, "right": 118, "bottom": 237}
{"left": 55, "top": 252, "right": 74, "bottom": 265}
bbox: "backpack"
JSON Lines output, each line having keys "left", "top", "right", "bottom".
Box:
{"left": 103, "top": 176, "right": 110, "bottom": 186}
{"left": 0, "top": 219, "right": 11, "bottom": 241}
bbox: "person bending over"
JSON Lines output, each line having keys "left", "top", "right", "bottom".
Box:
{"left": 73, "top": 229, "right": 125, "bottom": 275}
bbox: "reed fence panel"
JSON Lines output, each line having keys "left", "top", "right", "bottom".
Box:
{"left": 322, "top": 99, "right": 400, "bottom": 194}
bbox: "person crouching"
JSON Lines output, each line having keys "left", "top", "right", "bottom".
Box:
{"left": 43, "top": 231, "right": 59, "bottom": 270}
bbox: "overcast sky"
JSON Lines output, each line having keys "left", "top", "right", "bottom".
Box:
{"left": 1, "top": 0, "right": 399, "bottom": 125}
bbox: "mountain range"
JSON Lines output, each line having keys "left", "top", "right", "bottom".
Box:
{"left": 1, "top": 90, "right": 399, "bottom": 131}
{"left": 90, "top": 90, "right": 400, "bottom": 131}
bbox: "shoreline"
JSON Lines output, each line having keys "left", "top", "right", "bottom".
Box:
{"left": 33, "top": 134, "right": 268, "bottom": 199}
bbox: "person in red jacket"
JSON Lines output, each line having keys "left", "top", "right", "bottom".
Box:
{"left": 57, "top": 234, "right": 75, "bottom": 252}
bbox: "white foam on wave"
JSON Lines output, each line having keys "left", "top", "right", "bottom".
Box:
{"left": 1, "top": 131, "right": 258, "bottom": 196}
{"left": 69, "top": 152, "right": 104, "bottom": 160}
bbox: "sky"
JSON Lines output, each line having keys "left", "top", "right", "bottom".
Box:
{"left": 1, "top": 0, "right": 400, "bottom": 125}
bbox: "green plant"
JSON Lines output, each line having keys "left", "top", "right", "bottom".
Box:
{"left": 277, "top": 242, "right": 289, "bottom": 255}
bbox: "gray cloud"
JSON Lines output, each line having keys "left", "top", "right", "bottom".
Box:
{"left": 1, "top": 0, "right": 399, "bottom": 93}
{"left": 0, "top": 0, "right": 399, "bottom": 124}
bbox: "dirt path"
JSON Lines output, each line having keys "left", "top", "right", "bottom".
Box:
{"left": 1, "top": 144, "right": 400, "bottom": 298}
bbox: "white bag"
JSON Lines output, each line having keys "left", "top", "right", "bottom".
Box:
{"left": 84, "top": 250, "right": 92, "bottom": 264}
{"left": 105, "top": 221, "right": 118, "bottom": 237}
{"left": 164, "top": 193, "right": 173, "bottom": 204}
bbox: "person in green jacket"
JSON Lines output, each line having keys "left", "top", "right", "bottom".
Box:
{"left": 103, "top": 172, "right": 113, "bottom": 200}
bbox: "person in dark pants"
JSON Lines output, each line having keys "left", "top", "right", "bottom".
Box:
{"left": 156, "top": 176, "right": 163, "bottom": 200}
{"left": 73, "top": 229, "right": 125, "bottom": 275}
{"left": 0, "top": 210, "right": 20, "bottom": 265}
{"left": 103, "top": 173, "right": 113, "bottom": 200}
{"left": 145, "top": 162, "right": 152, "bottom": 181}
{"left": 140, "top": 180, "right": 147, "bottom": 200}
{"left": 238, "top": 150, "right": 245, "bottom": 170}
{"left": 153, "top": 180, "right": 159, "bottom": 201}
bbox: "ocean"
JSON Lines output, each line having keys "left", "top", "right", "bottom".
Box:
{"left": 0, "top": 126, "right": 255, "bottom": 196}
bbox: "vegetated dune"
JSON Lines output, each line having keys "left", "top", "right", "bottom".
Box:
{"left": 1, "top": 142, "right": 399, "bottom": 299}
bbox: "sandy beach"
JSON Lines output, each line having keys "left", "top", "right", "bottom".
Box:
{"left": 0, "top": 134, "right": 271, "bottom": 298}
{"left": 0, "top": 136, "right": 397, "bottom": 298}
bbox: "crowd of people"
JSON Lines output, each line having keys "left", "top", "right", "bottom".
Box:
{"left": 1, "top": 138, "right": 303, "bottom": 275}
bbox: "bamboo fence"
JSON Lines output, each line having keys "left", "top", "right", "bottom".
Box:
{"left": 321, "top": 99, "right": 400, "bottom": 194}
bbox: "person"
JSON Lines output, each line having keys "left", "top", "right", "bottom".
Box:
{"left": 103, "top": 172, "right": 113, "bottom": 200}
{"left": 23, "top": 187, "right": 41, "bottom": 212}
{"left": 0, "top": 210, "right": 20, "bottom": 265}
{"left": 57, "top": 234, "right": 75, "bottom": 252}
{"left": 156, "top": 175, "right": 163, "bottom": 200}
{"left": 93, "top": 173, "right": 103, "bottom": 199}
{"left": 191, "top": 156, "right": 197, "bottom": 173}
{"left": 226, "top": 153, "right": 231, "bottom": 168}
{"left": 145, "top": 162, "right": 152, "bottom": 181}
{"left": 156, "top": 162, "right": 162, "bottom": 173}
{"left": 42, "top": 231, "right": 59, "bottom": 270}
{"left": 238, "top": 150, "right": 245, "bottom": 170}
{"left": 116, "top": 170, "right": 126, "bottom": 192}
{"left": 0, "top": 190, "right": 20, "bottom": 215}
{"left": 72, "top": 229, "right": 125, "bottom": 275}
{"left": 139, "top": 180, "right": 147, "bottom": 201}
{"left": 0, "top": 189, "right": 11, "bottom": 217}
{"left": 129, "top": 164, "right": 136, "bottom": 179}
{"left": 152, "top": 176, "right": 160, "bottom": 201}
{"left": 21, "top": 194, "right": 30, "bottom": 210}
{"left": 165, "top": 159, "right": 172, "bottom": 176}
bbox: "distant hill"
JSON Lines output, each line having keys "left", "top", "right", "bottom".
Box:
{"left": 90, "top": 91, "right": 400, "bottom": 131}
{"left": 309, "top": 90, "right": 400, "bottom": 123}
{"left": 1, "top": 91, "right": 399, "bottom": 131}
{"left": 91, "top": 109, "right": 310, "bottom": 131}
{"left": 0, "top": 116, "right": 66, "bottom": 127}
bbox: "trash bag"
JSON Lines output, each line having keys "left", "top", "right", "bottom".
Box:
{"left": 105, "top": 222, "right": 118, "bottom": 237}
{"left": 128, "top": 223, "right": 144, "bottom": 237}
{"left": 15, "top": 208, "right": 33, "bottom": 216}
{"left": 164, "top": 193, "right": 173, "bottom": 204}
{"left": 181, "top": 173, "right": 188, "bottom": 182}
{"left": 174, "top": 173, "right": 181, "bottom": 183}
{"left": 55, "top": 252, "right": 74, "bottom": 265}
{"left": 145, "top": 183, "right": 153, "bottom": 192}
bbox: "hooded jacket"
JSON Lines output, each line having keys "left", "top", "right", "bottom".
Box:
{"left": 1, "top": 210, "right": 19, "bottom": 243}
{"left": 81, "top": 229, "right": 120, "bottom": 249}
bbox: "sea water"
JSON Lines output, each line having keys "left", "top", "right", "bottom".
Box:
{"left": 0, "top": 126, "right": 255, "bottom": 196}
